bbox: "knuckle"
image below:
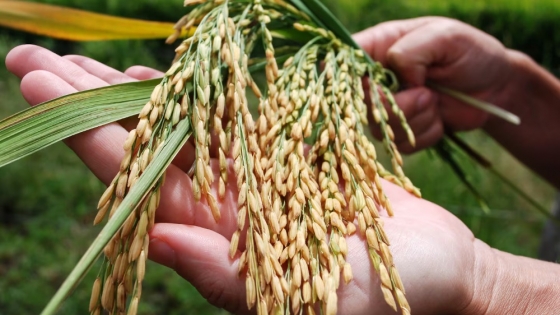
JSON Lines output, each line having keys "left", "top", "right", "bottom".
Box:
{"left": 198, "top": 278, "right": 243, "bottom": 313}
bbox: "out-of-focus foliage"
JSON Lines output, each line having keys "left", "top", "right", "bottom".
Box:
{"left": 0, "top": 0, "right": 557, "bottom": 314}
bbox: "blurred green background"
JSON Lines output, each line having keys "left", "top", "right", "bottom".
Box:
{"left": 0, "top": 0, "right": 558, "bottom": 314}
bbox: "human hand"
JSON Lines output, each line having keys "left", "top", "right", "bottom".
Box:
{"left": 354, "top": 17, "right": 517, "bottom": 153}
{"left": 6, "top": 45, "right": 483, "bottom": 315}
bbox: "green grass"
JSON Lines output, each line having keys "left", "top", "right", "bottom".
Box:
{"left": 402, "top": 0, "right": 560, "bottom": 13}
{"left": 0, "top": 0, "right": 558, "bottom": 314}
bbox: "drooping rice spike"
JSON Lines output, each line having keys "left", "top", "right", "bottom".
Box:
{"left": 92, "top": 1, "right": 418, "bottom": 314}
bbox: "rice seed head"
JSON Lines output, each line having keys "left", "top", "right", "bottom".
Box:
{"left": 94, "top": 201, "right": 111, "bottom": 226}
{"left": 121, "top": 213, "right": 136, "bottom": 238}
{"left": 396, "top": 288, "right": 411, "bottom": 313}
{"left": 313, "top": 275, "right": 324, "bottom": 301}
{"left": 101, "top": 275, "right": 115, "bottom": 311}
{"left": 98, "top": 183, "right": 115, "bottom": 209}
{"left": 230, "top": 230, "right": 240, "bottom": 258}
{"left": 246, "top": 276, "right": 256, "bottom": 309}
{"left": 89, "top": 277, "right": 101, "bottom": 312}
{"left": 366, "top": 227, "right": 380, "bottom": 251}
{"left": 342, "top": 262, "right": 353, "bottom": 284}
{"left": 381, "top": 286, "right": 397, "bottom": 312}
{"left": 117, "top": 283, "right": 126, "bottom": 312}
{"left": 137, "top": 250, "right": 147, "bottom": 282}
{"left": 379, "top": 263, "right": 392, "bottom": 289}
{"left": 124, "top": 266, "right": 134, "bottom": 294}
{"left": 272, "top": 276, "right": 284, "bottom": 304}
{"left": 325, "top": 291, "right": 338, "bottom": 315}
{"left": 127, "top": 296, "right": 139, "bottom": 315}
{"left": 91, "top": 3, "right": 421, "bottom": 314}
{"left": 128, "top": 235, "right": 143, "bottom": 263}
{"left": 115, "top": 173, "right": 128, "bottom": 199}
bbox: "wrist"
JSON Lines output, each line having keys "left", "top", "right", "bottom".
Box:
{"left": 461, "top": 240, "right": 560, "bottom": 315}
{"left": 485, "top": 48, "right": 560, "bottom": 129}
{"left": 480, "top": 48, "right": 560, "bottom": 188}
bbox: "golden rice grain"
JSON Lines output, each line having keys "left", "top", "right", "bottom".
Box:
{"left": 89, "top": 277, "right": 101, "bottom": 312}
{"left": 92, "top": 3, "right": 419, "bottom": 314}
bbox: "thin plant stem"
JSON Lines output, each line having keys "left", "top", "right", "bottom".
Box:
{"left": 428, "top": 82, "right": 521, "bottom": 125}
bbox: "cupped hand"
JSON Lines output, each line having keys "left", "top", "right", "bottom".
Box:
{"left": 355, "top": 17, "right": 516, "bottom": 153}
{"left": 6, "top": 45, "right": 480, "bottom": 315}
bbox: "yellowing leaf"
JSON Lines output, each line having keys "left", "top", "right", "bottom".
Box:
{"left": 0, "top": 1, "right": 179, "bottom": 40}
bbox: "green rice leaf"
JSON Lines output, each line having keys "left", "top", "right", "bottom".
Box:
{"left": 0, "top": 79, "right": 159, "bottom": 167}
{"left": 270, "top": 28, "right": 314, "bottom": 42}
{"left": 289, "top": 0, "right": 327, "bottom": 29}
{"left": 41, "top": 119, "right": 192, "bottom": 315}
{"left": 443, "top": 133, "right": 555, "bottom": 221}
{"left": 293, "top": 0, "right": 374, "bottom": 63}
{"left": 432, "top": 139, "right": 491, "bottom": 213}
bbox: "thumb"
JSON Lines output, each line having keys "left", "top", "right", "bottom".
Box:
{"left": 354, "top": 17, "right": 460, "bottom": 86}
{"left": 352, "top": 17, "right": 435, "bottom": 67}
{"left": 149, "top": 223, "right": 250, "bottom": 314}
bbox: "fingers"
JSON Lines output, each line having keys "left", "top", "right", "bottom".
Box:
{"left": 122, "top": 64, "right": 198, "bottom": 172}
{"left": 125, "top": 65, "right": 164, "bottom": 80}
{"left": 8, "top": 45, "right": 242, "bottom": 242}
{"left": 354, "top": 17, "right": 480, "bottom": 87}
{"left": 353, "top": 17, "right": 436, "bottom": 67}
{"left": 9, "top": 45, "right": 197, "bottom": 174}
{"left": 382, "top": 22, "right": 449, "bottom": 86}
{"left": 63, "top": 55, "right": 135, "bottom": 85}
{"left": 397, "top": 119, "right": 443, "bottom": 154}
{"left": 18, "top": 70, "right": 78, "bottom": 105}
{"left": 368, "top": 86, "right": 443, "bottom": 153}
{"left": 356, "top": 18, "right": 499, "bottom": 145}
{"left": 391, "top": 88, "right": 443, "bottom": 153}
{"left": 19, "top": 69, "right": 128, "bottom": 184}
{"left": 149, "top": 223, "right": 249, "bottom": 314}
{"left": 9, "top": 46, "right": 135, "bottom": 184}
{"left": 7, "top": 45, "right": 109, "bottom": 90}
{"left": 66, "top": 58, "right": 198, "bottom": 174}
{"left": 155, "top": 160, "right": 239, "bottom": 238}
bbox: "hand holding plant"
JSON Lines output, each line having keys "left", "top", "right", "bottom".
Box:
{"left": 4, "top": 1, "right": 558, "bottom": 314}
{"left": 354, "top": 16, "right": 560, "bottom": 191}
{"left": 354, "top": 17, "right": 519, "bottom": 153}
{"left": 7, "top": 45, "right": 481, "bottom": 315}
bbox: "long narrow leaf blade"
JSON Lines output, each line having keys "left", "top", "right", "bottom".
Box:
{"left": 41, "top": 119, "right": 192, "bottom": 315}
{"left": 443, "top": 133, "right": 554, "bottom": 221}
{"left": 0, "top": 1, "right": 177, "bottom": 40}
{"left": 289, "top": 0, "right": 327, "bottom": 29}
{"left": 0, "top": 79, "right": 158, "bottom": 167}
{"left": 293, "top": 0, "right": 358, "bottom": 48}
{"left": 293, "top": 0, "right": 380, "bottom": 68}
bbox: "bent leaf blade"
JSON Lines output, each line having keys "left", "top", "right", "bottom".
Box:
{"left": 0, "top": 79, "right": 159, "bottom": 167}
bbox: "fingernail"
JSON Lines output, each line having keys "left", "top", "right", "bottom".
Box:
{"left": 416, "top": 90, "right": 432, "bottom": 112}
{"left": 149, "top": 238, "right": 176, "bottom": 269}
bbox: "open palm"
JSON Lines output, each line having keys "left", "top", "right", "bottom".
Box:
{"left": 6, "top": 45, "right": 478, "bottom": 315}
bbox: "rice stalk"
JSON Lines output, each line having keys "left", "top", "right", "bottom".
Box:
{"left": 91, "top": 0, "right": 419, "bottom": 314}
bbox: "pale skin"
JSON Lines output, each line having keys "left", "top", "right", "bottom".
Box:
{"left": 4, "top": 16, "right": 560, "bottom": 315}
